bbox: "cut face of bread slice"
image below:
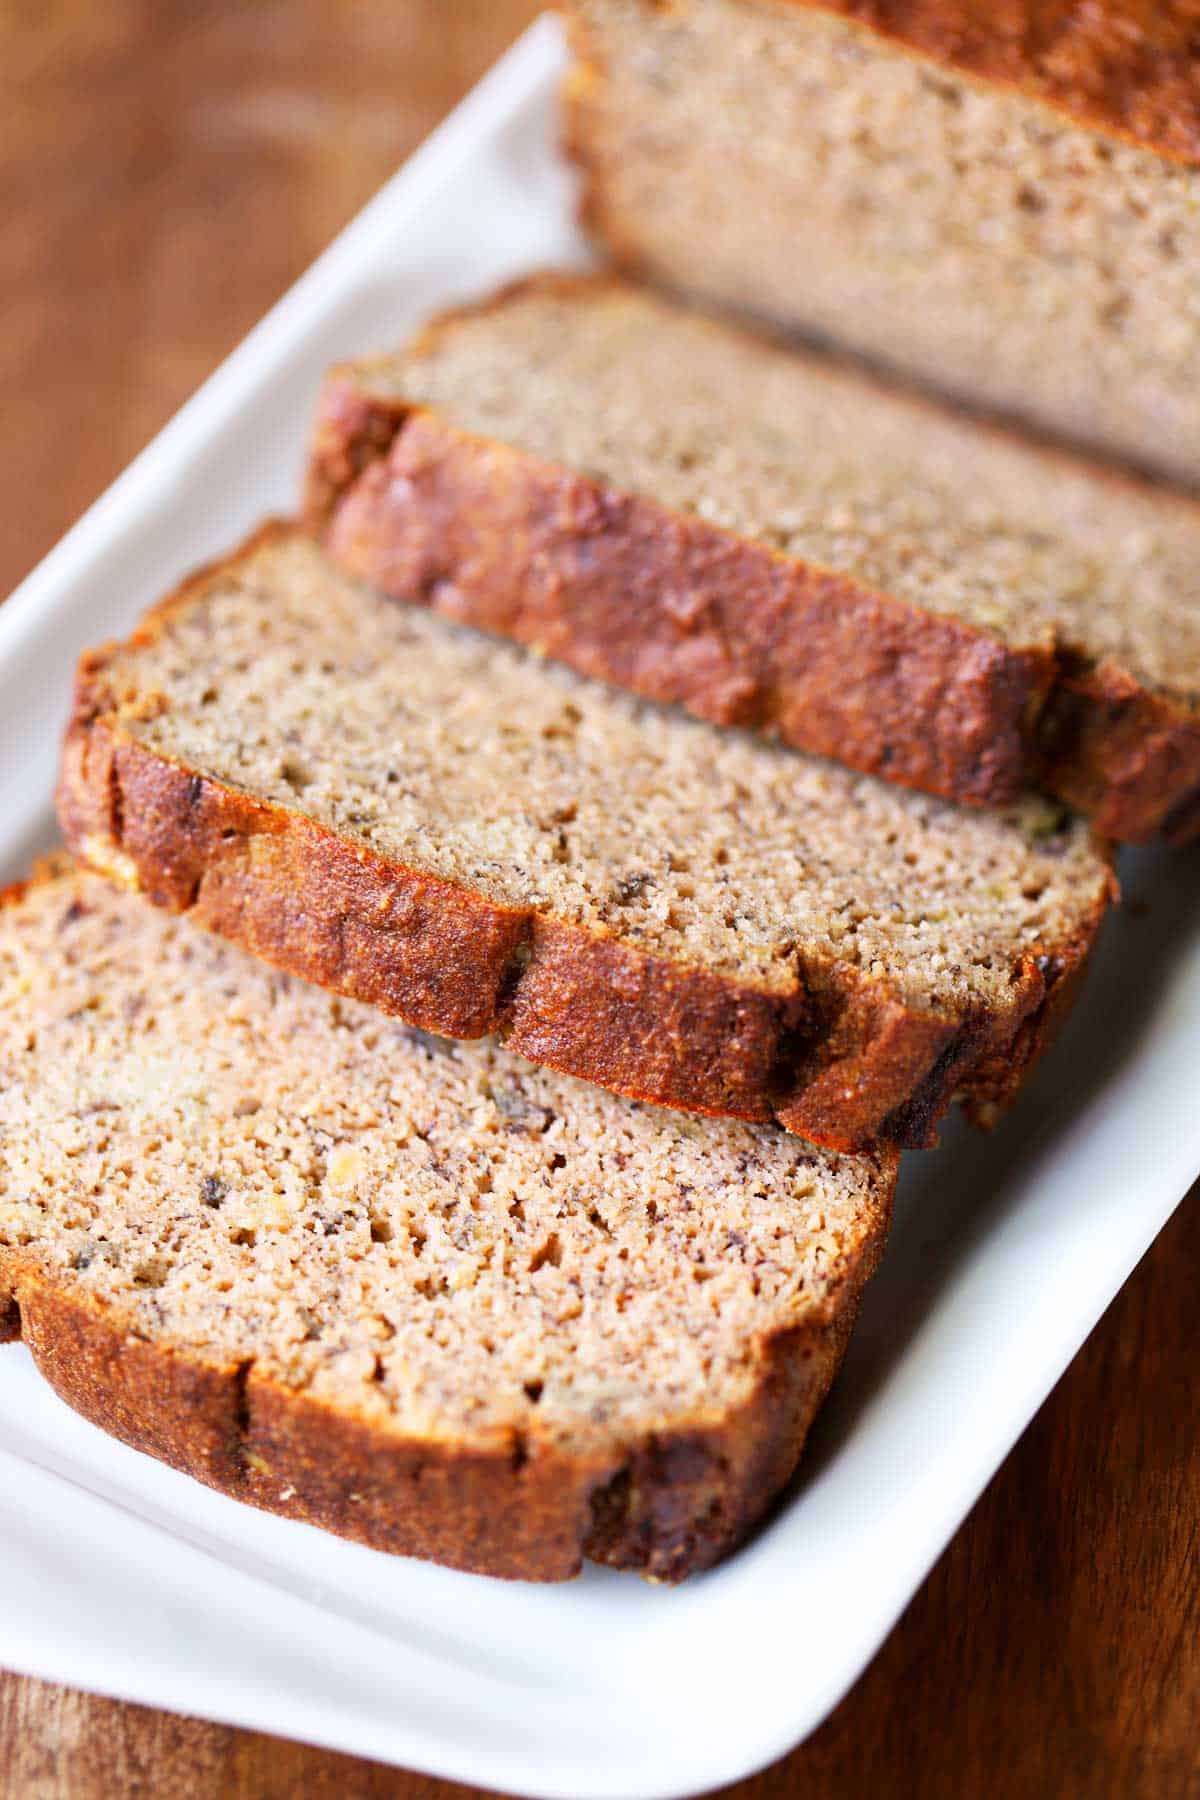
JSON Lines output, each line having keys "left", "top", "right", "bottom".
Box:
{"left": 561, "top": 0, "right": 1200, "bottom": 491}
{"left": 0, "top": 863, "right": 894, "bottom": 1581}
{"left": 58, "top": 527, "right": 1113, "bottom": 1152}
{"left": 307, "top": 273, "right": 1200, "bottom": 842}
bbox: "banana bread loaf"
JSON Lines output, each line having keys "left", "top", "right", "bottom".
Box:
{"left": 0, "top": 862, "right": 895, "bottom": 1580}
{"left": 307, "top": 275, "right": 1200, "bottom": 842}
{"left": 562, "top": 0, "right": 1200, "bottom": 489}
{"left": 58, "top": 525, "right": 1113, "bottom": 1153}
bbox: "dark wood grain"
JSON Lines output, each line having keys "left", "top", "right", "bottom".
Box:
{"left": 1, "top": 4, "right": 1197, "bottom": 1797}
{"left": 0, "top": 0, "right": 540, "bottom": 592}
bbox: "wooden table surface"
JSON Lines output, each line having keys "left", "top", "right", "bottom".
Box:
{"left": 1, "top": 5, "right": 1197, "bottom": 1796}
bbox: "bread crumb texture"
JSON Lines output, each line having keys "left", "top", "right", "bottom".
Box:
{"left": 0, "top": 866, "right": 892, "bottom": 1458}
{"left": 565, "top": 0, "right": 1200, "bottom": 487}
{"left": 374, "top": 276, "right": 1200, "bottom": 709}
{"left": 100, "top": 533, "right": 1109, "bottom": 1016}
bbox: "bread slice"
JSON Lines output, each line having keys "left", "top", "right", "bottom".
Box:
{"left": 59, "top": 525, "right": 1112, "bottom": 1152}
{"left": 0, "top": 861, "right": 895, "bottom": 1581}
{"left": 562, "top": 0, "right": 1200, "bottom": 490}
{"left": 306, "top": 273, "right": 1200, "bottom": 843}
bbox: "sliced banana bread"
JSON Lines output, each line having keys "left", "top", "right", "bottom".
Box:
{"left": 307, "top": 274, "right": 1200, "bottom": 842}
{"left": 562, "top": 0, "right": 1200, "bottom": 489}
{"left": 59, "top": 525, "right": 1112, "bottom": 1152}
{"left": 0, "top": 862, "right": 895, "bottom": 1581}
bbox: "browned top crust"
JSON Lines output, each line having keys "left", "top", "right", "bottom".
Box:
{"left": 57, "top": 525, "right": 1114, "bottom": 1153}
{"left": 761, "top": 1, "right": 1200, "bottom": 166}
{"left": 4, "top": 1264, "right": 870, "bottom": 1580}
{"left": 308, "top": 271, "right": 1200, "bottom": 844}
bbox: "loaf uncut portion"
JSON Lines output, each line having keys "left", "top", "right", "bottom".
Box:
{"left": 0, "top": 863, "right": 894, "bottom": 1580}
{"left": 563, "top": 0, "right": 1200, "bottom": 490}
{"left": 59, "top": 527, "right": 1112, "bottom": 1151}
{"left": 309, "top": 275, "right": 1200, "bottom": 841}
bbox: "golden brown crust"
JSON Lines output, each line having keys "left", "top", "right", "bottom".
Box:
{"left": 561, "top": 0, "right": 1200, "bottom": 168}
{"left": 311, "top": 396, "right": 1052, "bottom": 811}
{"left": 1, "top": 1163, "right": 890, "bottom": 1580}
{"left": 792, "top": 0, "right": 1200, "bottom": 168}
{"left": 306, "top": 278, "right": 1200, "bottom": 846}
{"left": 56, "top": 528, "right": 1113, "bottom": 1153}
{"left": 584, "top": 1300, "right": 866, "bottom": 1576}
{"left": 15, "top": 1274, "right": 249, "bottom": 1492}
{"left": 1037, "top": 659, "right": 1200, "bottom": 847}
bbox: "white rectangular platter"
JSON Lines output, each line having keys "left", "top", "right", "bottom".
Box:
{"left": 1, "top": 19, "right": 1198, "bottom": 1799}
